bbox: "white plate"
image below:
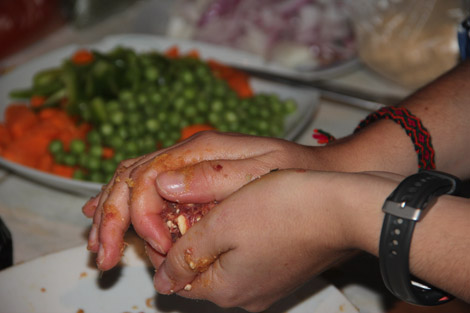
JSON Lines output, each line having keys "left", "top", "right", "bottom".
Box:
{"left": 0, "top": 34, "right": 319, "bottom": 196}
{"left": 0, "top": 233, "right": 358, "bottom": 313}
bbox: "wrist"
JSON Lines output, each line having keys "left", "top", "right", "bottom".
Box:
{"left": 335, "top": 172, "right": 401, "bottom": 255}
{"left": 306, "top": 123, "right": 417, "bottom": 175}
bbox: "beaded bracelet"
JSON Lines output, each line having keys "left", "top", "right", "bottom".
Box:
{"left": 354, "top": 107, "right": 436, "bottom": 170}
{"left": 312, "top": 107, "right": 436, "bottom": 170}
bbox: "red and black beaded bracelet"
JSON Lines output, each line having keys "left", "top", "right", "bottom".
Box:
{"left": 354, "top": 107, "right": 436, "bottom": 170}
{"left": 312, "top": 107, "right": 436, "bottom": 170}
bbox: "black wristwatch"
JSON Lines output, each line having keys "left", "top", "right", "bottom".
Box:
{"left": 379, "top": 170, "right": 461, "bottom": 306}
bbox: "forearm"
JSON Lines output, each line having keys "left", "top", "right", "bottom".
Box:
{"left": 341, "top": 173, "right": 470, "bottom": 302}
{"left": 306, "top": 61, "right": 470, "bottom": 179}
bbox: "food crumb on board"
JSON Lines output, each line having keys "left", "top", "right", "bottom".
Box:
{"left": 40, "top": 287, "right": 46, "bottom": 293}
{"left": 145, "top": 297, "right": 154, "bottom": 308}
{"left": 76, "top": 309, "right": 84, "bottom": 313}
{"left": 79, "top": 272, "right": 88, "bottom": 279}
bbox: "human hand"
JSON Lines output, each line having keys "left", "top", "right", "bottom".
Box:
{"left": 82, "top": 131, "right": 317, "bottom": 270}
{"left": 151, "top": 170, "right": 399, "bottom": 312}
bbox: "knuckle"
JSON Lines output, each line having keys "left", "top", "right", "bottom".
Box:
{"left": 208, "top": 281, "right": 241, "bottom": 309}
{"left": 129, "top": 164, "right": 144, "bottom": 180}
{"left": 214, "top": 293, "right": 240, "bottom": 309}
{"left": 199, "top": 161, "right": 217, "bottom": 185}
{"left": 168, "top": 247, "right": 193, "bottom": 277}
{"left": 192, "top": 130, "right": 220, "bottom": 143}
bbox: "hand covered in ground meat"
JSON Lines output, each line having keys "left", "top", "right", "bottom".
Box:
{"left": 152, "top": 170, "right": 400, "bottom": 312}
{"left": 82, "top": 131, "right": 318, "bottom": 270}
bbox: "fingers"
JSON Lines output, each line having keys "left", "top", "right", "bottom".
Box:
{"left": 87, "top": 185, "right": 111, "bottom": 252}
{"left": 127, "top": 133, "right": 272, "bottom": 254}
{"left": 85, "top": 156, "right": 150, "bottom": 266}
{"left": 86, "top": 132, "right": 291, "bottom": 271}
{"left": 130, "top": 163, "right": 173, "bottom": 255}
{"left": 156, "top": 158, "right": 273, "bottom": 203}
{"left": 145, "top": 242, "right": 166, "bottom": 270}
{"left": 95, "top": 178, "right": 132, "bottom": 270}
{"left": 82, "top": 195, "right": 99, "bottom": 218}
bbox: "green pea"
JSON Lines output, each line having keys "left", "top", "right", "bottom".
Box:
{"left": 86, "top": 156, "right": 101, "bottom": 171}
{"left": 145, "top": 118, "right": 160, "bottom": 133}
{"left": 284, "top": 98, "right": 297, "bottom": 113}
{"left": 88, "top": 145, "right": 103, "bottom": 158}
{"left": 63, "top": 154, "right": 77, "bottom": 166}
{"left": 99, "top": 123, "right": 114, "bottom": 137}
{"left": 124, "top": 141, "right": 139, "bottom": 156}
{"left": 211, "top": 99, "right": 224, "bottom": 112}
{"left": 168, "top": 112, "right": 181, "bottom": 127}
{"left": 69, "top": 139, "right": 86, "bottom": 155}
{"left": 112, "top": 151, "right": 126, "bottom": 164}
{"left": 88, "top": 171, "right": 105, "bottom": 183}
{"left": 86, "top": 130, "right": 101, "bottom": 145}
{"left": 183, "top": 105, "right": 197, "bottom": 118}
{"left": 119, "top": 90, "right": 133, "bottom": 102}
{"left": 102, "top": 159, "right": 117, "bottom": 174}
{"left": 49, "top": 140, "right": 64, "bottom": 155}
{"left": 181, "top": 70, "right": 194, "bottom": 84}
{"left": 108, "top": 135, "right": 124, "bottom": 149}
{"left": 109, "top": 110, "right": 125, "bottom": 125}
{"left": 224, "top": 111, "right": 238, "bottom": 123}
{"left": 73, "top": 169, "right": 86, "bottom": 180}
{"left": 145, "top": 67, "right": 159, "bottom": 81}
{"left": 149, "top": 92, "right": 163, "bottom": 104}
{"left": 173, "top": 97, "right": 186, "bottom": 111}
{"left": 196, "top": 100, "right": 208, "bottom": 112}
{"left": 137, "top": 93, "right": 148, "bottom": 106}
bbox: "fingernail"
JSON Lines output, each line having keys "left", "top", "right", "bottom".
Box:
{"left": 87, "top": 226, "right": 98, "bottom": 252}
{"left": 97, "top": 244, "right": 104, "bottom": 266}
{"left": 157, "top": 171, "right": 186, "bottom": 195}
{"left": 154, "top": 265, "right": 173, "bottom": 294}
{"left": 147, "top": 238, "right": 166, "bottom": 255}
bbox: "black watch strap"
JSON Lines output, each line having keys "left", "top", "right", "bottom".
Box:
{"left": 379, "top": 170, "right": 461, "bottom": 306}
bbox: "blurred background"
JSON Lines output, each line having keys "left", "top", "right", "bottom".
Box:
{"left": 1, "top": 0, "right": 468, "bottom": 91}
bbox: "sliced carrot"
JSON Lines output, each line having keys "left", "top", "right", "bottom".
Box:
{"left": 30, "top": 95, "right": 46, "bottom": 108}
{"left": 51, "top": 164, "right": 74, "bottom": 178}
{"left": 2, "top": 133, "right": 48, "bottom": 168}
{"left": 38, "top": 108, "right": 60, "bottom": 120}
{"left": 0, "top": 124, "right": 11, "bottom": 148}
{"left": 5, "top": 104, "right": 39, "bottom": 139}
{"left": 180, "top": 124, "right": 215, "bottom": 141}
{"left": 186, "top": 49, "right": 200, "bottom": 59}
{"left": 102, "top": 147, "right": 115, "bottom": 159}
{"left": 165, "top": 45, "right": 180, "bottom": 59}
{"left": 207, "top": 59, "right": 253, "bottom": 98}
{"left": 5, "top": 104, "right": 35, "bottom": 125}
{"left": 228, "top": 77, "right": 253, "bottom": 98}
{"left": 37, "top": 153, "right": 54, "bottom": 172}
{"left": 207, "top": 59, "right": 232, "bottom": 78}
{"left": 72, "top": 49, "right": 94, "bottom": 65}
{"left": 2, "top": 149, "right": 36, "bottom": 167}
{"left": 1, "top": 104, "right": 90, "bottom": 174}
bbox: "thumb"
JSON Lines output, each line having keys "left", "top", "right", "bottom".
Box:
{"left": 155, "top": 158, "right": 272, "bottom": 203}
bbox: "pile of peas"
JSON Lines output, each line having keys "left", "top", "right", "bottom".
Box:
{"left": 48, "top": 48, "right": 297, "bottom": 183}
